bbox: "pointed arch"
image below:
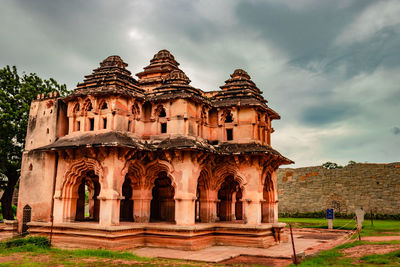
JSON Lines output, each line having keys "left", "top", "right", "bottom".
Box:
{"left": 82, "top": 98, "right": 93, "bottom": 112}
{"left": 121, "top": 159, "right": 146, "bottom": 190}
{"left": 72, "top": 102, "right": 80, "bottom": 113}
{"left": 131, "top": 102, "right": 141, "bottom": 120}
{"left": 220, "top": 109, "right": 233, "bottom": 124}
{"left": 98, "top": 99, "right": 108, "bottom": 111}
{"left": 145, "top": 160, "right": 176, "bottom": 189}
{"left": 198, "top": 168, "right": 212, "bottom": 191}
{"left": 61, "top": 158, "right": 103, "bottom": 198}
{"left": 212, "top": 164, "right": 246, "bottom": 191}
{"left": 154, "top": 104, "right": 166, "bottom": 118}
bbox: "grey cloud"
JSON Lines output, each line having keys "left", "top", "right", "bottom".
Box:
{"left": 235, "top": 0, "right": 373, "bottom": 58}
{"left": 392, "top": 127, "right": 400, "bottom": 135}
{"left": 236, "top": 0, "right": 400, "bottom": 79}
{"left": 300, "top": 101, "right": 358, "bottom": 126}
{"left": 0, "top": 0, "right": 399, "bottom": 166}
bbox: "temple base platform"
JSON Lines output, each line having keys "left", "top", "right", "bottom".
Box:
{"left": 27, "top": 221, "right": 288, "bottom": 250}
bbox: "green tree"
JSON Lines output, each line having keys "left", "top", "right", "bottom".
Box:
{"left": 0, "top": 66, "right": 68, "bottom": 219}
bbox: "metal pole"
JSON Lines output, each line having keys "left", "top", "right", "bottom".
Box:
{"left": 370, "top": 210, "right": 373, "bottom": 226}
{"left": 289, "top": 223, "right": 298, "bottom": 266}
{"left": 49, "top": 151, "right": 59, "bottom": 246}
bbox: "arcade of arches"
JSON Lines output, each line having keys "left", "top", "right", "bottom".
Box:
{"left": 51, "top": 148, "right": 279, "bottom": 226}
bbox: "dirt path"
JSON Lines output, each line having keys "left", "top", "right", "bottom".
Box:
{"left": 361, "top": 235, "right": 400, "bottom": 242}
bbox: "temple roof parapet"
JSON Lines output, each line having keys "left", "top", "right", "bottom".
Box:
{"left": 34, "top": 131, "right": 293, "bottom": 164}
{"left": 63, "top": 52, "right": 280, "bottom": 118}
{"left": 64, "top": 55, "right": 144, "bottom": 101}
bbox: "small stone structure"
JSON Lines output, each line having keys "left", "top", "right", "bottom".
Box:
{"left": 277, "top": 162, "right": 400, "bottom": 215}
{"left": 16, "top": 50, "right": 292, "bottom": 250}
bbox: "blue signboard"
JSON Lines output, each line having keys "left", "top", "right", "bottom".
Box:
{"left": 326, "top": 209, "right": 334, "bottom": 219}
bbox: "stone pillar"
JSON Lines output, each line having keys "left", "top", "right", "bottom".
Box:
{"left": 98, "top": 149, "right": 125, "bottom": 226}
{"left": 52, "top": 197, "right": 64, "bottom": 223}
{"left": 244, "top": 198, "right": 262, "bottom": 224}
{"left": 199, "top": 190, "right": 218, "bottom": 222}
{"left": 62, "top": 196, "right": 78, "bottom": 222}
{"left": 273, "top": 201, "right": 278, "bottom": 223}
{"left": 132, "top": 189, "right": 152, "bottom": 223}
{"left": 99, "top": 193, "right": 121, "bottom": 226}
{"left": 231, "top": 192, "right": 237, "bottom": 221}
{"left": 271, "top": 170, "right": 279, "bottom": 223}
{"left": 242, "top": 165, "right": 263, "bottom": 225}
{"left": 175, "top": 196, "right": 196, "bottom": 225}
{"left": 170, "top": 151, "right": 201, "bottom": 225}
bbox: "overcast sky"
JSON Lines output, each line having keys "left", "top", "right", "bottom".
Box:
{"left": 1, "top": 0, "right": 399, "bottom": 167}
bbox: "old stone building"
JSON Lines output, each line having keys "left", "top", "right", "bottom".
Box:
{"left": 17, "top": 50, "right": 292, "bottom": 249}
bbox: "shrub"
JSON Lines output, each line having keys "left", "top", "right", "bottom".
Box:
{"left": 5, "top": 236, "right": 50, "bottom": 248}
{"left": 12, "top": 205, "right": 17, "bottom": 218}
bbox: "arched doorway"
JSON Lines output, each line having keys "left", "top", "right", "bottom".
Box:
{"left": 262, "top": 174, "right": 275, "bottom": 223}
{"left": 217, "top": 176, "right": 240, "bottom": 221}
{"left": 150, "top": 172, "right": 175, "bottom": 222}
{"left": 75, "top": 170, "right": 100, "bottom": 221}
{"left": 120, "top": 177, "right": 133, "bottom": 222}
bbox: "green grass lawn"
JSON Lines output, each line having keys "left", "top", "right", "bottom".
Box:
{"left": 279, "top": 217, "right": 400, "bottom": 236}
{"left": 0, "top": 237, "right": 215, "bottom": 267}
{"left": 291, "top": 241, "right": 400, "bottom": 266}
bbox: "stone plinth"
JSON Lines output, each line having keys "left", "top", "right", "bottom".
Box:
{"left": 0, "top": 220, "right": 18, "bottom": 241}
{"left": 27, "top": 221, "right": 287, "bottom": 251}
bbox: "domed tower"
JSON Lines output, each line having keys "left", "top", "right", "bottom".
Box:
{"left": 136, "top": 49, "right": 180, "bottom": 91}
{"left": 63, "top": 55, "right": 144, "bottom": 135}
{"left": 143, "top": 68, "right": 210, "bottom": 138}
{"left": 212, "top": 69, "right": 280, "bottom": 145}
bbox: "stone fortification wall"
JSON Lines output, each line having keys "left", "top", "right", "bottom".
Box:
{"left": 277, "top": 162, "right": 400, "bottom": 215}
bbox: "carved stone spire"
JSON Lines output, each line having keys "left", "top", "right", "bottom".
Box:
{"left": 163, "top": 69, "right": 191, "bottom": 85}
{"left": 147, "top": 69, "right": 205, "bottom": 103}
{"left": 214, "top": 69, "right": 279, "bottom": 119}
{"left": 65, "top": 55, "right": 143, "bottom": 101}
{"left": 136, "top": 49, "right": 180, "bottom": 91}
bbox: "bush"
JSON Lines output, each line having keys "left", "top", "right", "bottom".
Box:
{"left": 12, "top": 205, "right": 17, "bottom": 218}
{"left": 5, "top": 236, "right": 50, "bottom": 249}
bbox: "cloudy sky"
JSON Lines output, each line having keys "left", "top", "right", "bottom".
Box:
{"left": 1, "top": 0, "right": 399, "bottom": 167}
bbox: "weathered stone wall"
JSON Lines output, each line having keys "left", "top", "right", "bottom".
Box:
{"left": 277, "top": 162, "right": 400, "bottom": 215}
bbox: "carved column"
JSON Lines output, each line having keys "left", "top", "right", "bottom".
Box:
{"left": 62, "top": 196, "right": 79, "bottom": 222}
{"left": 231, "top": 192, "right": 237, "bottom": 221}
{"left": 242, "top": 164, "right": 263, "bottom": 225}
{"left": 171, "top": 151, "right": 201, "bottom": 225}
{"left": 98, "top": 149, "right": 124, "bottom": 226}
{"left": 132, "top": 189, "right": 152, "bottom": 222}
{"left": 199, "top": 189, "right": 218, "bottom": 222}
{"left": 271, "top": 170, "right": 279, "bottom": 223}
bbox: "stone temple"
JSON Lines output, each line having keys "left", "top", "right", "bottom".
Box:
{"left": 17, "top": 50, "right": 292, "bottom": 250}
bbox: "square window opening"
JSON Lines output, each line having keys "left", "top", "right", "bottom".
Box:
{"left": 89, "top": 118, "right": 95, "bottom": 131}
{"left": 103, "top": 118, "right": 107, "bottom": 129}
{"left": 226, "top": 129, "right": 233, "bottom": 141}
{"left": 161, "top": 123, "right": 167, "bottom": 134}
